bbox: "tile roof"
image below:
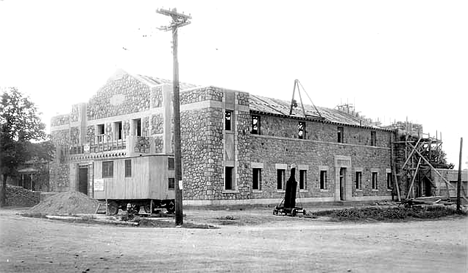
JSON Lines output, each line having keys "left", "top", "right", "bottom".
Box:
{"left": 249, "top": 94, "right": 383, "bottom": 129}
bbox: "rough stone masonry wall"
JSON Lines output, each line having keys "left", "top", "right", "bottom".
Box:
{"left": 49, "top": 129, "right": 71, "bottom": 192}
{"left": 86, "top": 73, "right": 152, "bottom": 120}
{"left": 259, "top": 114, "right": 391, "bottom": 146}
{"left": 250, "top": 136, "right": 392, "bottom": 200}
{"left": 181, "top": 107, "right": 223, "bottom": 200}
{"left": 250, "top": 114, "right": 393, "bottom": 200}
{"left": 180, "top": 88, "right": 252, "bottom": 201}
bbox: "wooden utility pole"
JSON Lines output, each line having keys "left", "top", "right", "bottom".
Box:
{"left": 156, "top": 8, "right": 191, "bottom": 226}
{"left": 457, "top": 137, "right": 463, "bottom": 212}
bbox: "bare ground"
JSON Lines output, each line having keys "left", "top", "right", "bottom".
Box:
{"left": 0, "top": 206, "right": 467, "bottom": 273}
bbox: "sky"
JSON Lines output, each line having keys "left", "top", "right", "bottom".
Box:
{"left": 0, "top": 0, "right": 467, "bottom": 168}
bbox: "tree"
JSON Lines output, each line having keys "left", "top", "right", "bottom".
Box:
{"left": 1, "top": 87, "right": 47, "bottom": 206}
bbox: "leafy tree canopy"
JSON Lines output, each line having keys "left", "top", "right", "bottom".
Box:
{"left": 1, "top": 87, "right": 50, "bottom": 206}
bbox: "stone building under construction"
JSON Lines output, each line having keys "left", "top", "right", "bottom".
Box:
{"left": 49, "top": 69, "right": 466, "bottom": 208}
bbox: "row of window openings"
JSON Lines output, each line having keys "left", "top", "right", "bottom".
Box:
{"left": 247, "top": 114, "right": 378, "bottom": 145}
{"left": 242, "top": 169, "right": 393, "bottom": 191}
{"left": 101, "top": 158, "right": 175, "bottom": 189}
{"left": 96, "top": 119, "right": 142, "bottom": 142}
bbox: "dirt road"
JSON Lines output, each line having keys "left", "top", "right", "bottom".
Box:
{"left": 0, "top": 207, "right": 467, "bottom": 272}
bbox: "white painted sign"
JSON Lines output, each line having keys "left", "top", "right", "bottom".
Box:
{"left": 94, "top": 179, "right": 104, "bottom": 191}
{"left": 179, "top": 180, "right": 183, "bottom": 190}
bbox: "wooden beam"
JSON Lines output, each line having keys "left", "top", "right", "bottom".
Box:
{"left": 407, "top": 157, "right": 422, "bottom": 199}
{"left": 409, "top": 143, "right": 455, "bottom": 189}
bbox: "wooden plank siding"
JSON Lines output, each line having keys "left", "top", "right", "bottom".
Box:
{"left": 93, "top": 155, "right": 175, "bottom": 200}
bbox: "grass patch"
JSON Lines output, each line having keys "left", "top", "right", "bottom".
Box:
{"left": 311, "top": 206, "right": 466, "bottom": 221}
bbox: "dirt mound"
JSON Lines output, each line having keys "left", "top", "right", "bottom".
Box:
{"left": 28, "top": 191, "right": 99, "bottom": 215}
{"left": 1, "top": 185, "right": 40, "bottom": 207}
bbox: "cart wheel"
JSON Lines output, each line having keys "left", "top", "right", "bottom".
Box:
{"left": 303, "top": 209, "right": 307, "bottom": 215}
{"left": 273, "top": 209, "right": 278, "bottom": 215}
{"left": 107, "top": 201, "right": 119, "bottom": 215}
{"left": 166, "top": 201, "right": 175, "bottom": 214}
{"left": 291, "top": 208, "right": 297, "bottom": 217}
{"left": 132, "top": 205, "right": 140, "bottom": 214}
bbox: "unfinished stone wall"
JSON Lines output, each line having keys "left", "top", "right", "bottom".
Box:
{"left": 179, "top": 88, "right": 252, "bottom": 201}
{"left": 250, "top": 134, "right": 392, "bottom": 200}
{"left": 87, "top": 73, "right": 151, "bottom": 120}
{"left": 49, "top": 129, "right": 71, "bottom": 192}
{"left": 258, "top": 114, "right": 391, "bottom": 147}
{"left": 181, "top": 107, "right": 223, "bottom": 200}
{"left": 180, "top": 87, "right": 223, "bottom": 105}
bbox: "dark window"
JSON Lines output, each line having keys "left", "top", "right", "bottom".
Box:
{"left": 299, "top": 170, "right": 307, "bottom": 190}
{"left": 102, "top": 161, "right": 114, "bottom": 178}
{"left": 225, "top": 166, "right": 234, "bottom": 190}
{"left": 251, "top": 115, "right": 260, "bottom": 134}
{"left": 115, "top": 122, "right": 123, "bottom": 140}
{"left": 371, "top": 131, "right": 377, "bottom": 146}
{"left": 372, "top": 172, "right": 378, "bottom": 189}
{"left": 97, "top": 124, "right": 105, "bottom": 135}
{"left": 253, "top": 168, "right": 262, "bottom": 190}
{"left": 355, "top": 171, "right": 362, "bottom": 190}
{"left": 320, "top": 170, "right": 328, "bottom": 190}
{"left": 125, "top": 159, "right": 131, "bottom": 177}
{"left": 277, "top": 169, "right": 285, "bottom": 190}
{"left": 133, "top": 118, "right": 142, "bottom": 136}
{"left": 225, "top": 111, "right": 232, "bottom": 131}
{"left": 387, "top": 173, "right": 392, "bottom": 189}
{"left": 337, "top": 127, "right": 344, "bottom": 143}
{"left": 168, "top": 178, "right": 175, "bottom": 190}
{"left": 298, "top": 122, "right": 306, "bottom": 139}
{"left": 168, "top": 157, "right": 175, "bottom": 170}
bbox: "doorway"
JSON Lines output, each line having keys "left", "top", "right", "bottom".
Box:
{"left": 78, "top": 167, "right": 88, "bottom": 195}
{"left": 339, "top": 168, "right": 346, "bottom": 201}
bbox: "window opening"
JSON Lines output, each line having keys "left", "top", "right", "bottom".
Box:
{"left": 355, "top": 171, "right": 362, "bottom": 190}
{"left": 277, "top": 169, "right": 285, "bottom": 190}
{"left": 97, "top": 124, "right": 105, "bottom": 143}
{"left": 298, "top": 122, "right": 306, "bottom": 139}
{"left": 102, "top": 161, "right": 114, "bottom": 178}
{"left": 124, "top": 159, "right": 131, "bottom": 177}
{"left": 225, "top": 111, "right": 232, "bottom": 131}
{"left": 168, "top": 157, "right": 175, "bottom": 170}
{"left": 371, "top": 131, "right": 377, "bottom": 146}
{"left": 251, "top": 116, "right": 260, "bottom": 134}
{"left": 115, "top": 121, "right": 123, "bottom": 140}
{"left": 320, "top": 170, "right": 328, "bottom": 190}
{"left": 299, "top": 170, "right": 307, "bottom": 190}
{"left": 133, "top": 118, "right": 142, "bottom": 136}
{"left": 372, "top": 172, "right": 378, "bottom": 189}
{"left": 337, "top": 127, "right": 344, "bottom": 143}
{"left": 225, "top": 166, "right": 234, "bottom": 190}
{"left": 253, "top": 168, "right": 262, "bottom": 190}
{"left": 387, "top": 172, "right": 392, "bottom": 189}
{"left": 168, "top": 178, "right": 175, "bottom": 190}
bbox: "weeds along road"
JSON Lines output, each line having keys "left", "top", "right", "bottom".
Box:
{"left": 0, "top": 207, "right": 467, "bottom": 273}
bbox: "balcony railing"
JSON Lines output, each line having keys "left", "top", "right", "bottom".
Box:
{"left": 69, "top": 138, "right": 126, "bottom": 155}
{"left": 68, "top": 135, "right": 157, "bottom": 156}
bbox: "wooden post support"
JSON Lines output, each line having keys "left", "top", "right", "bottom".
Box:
{"left": 407, "top": 157, "right": 422, "bottom": 199}
{"left": 457, "top": 137, "right": 463, "bottom": 212}
{"left": 156, "top": 8, "right": 191, "bottom": 226}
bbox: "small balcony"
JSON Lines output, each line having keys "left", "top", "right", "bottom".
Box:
{"left": 69, "top": 135, "right": 160, "bottom": 157}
